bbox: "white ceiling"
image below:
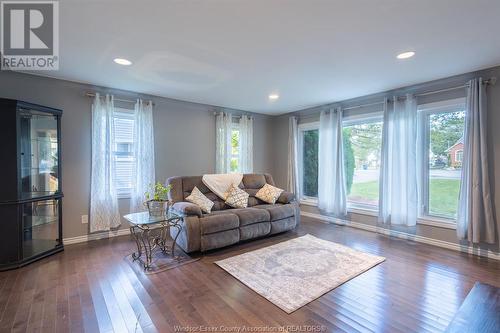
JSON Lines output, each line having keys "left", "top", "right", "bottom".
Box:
{"left": 35, "top": 0, "right": 500, "bottom": 114}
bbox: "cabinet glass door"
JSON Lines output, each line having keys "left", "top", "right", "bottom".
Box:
{"left": 19, "top": 109, "right": 60, "bottom": 199}
{"left": 22, "top": 199, "right": 60, "bottom": 259}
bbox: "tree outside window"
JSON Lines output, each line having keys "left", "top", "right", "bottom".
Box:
{"left": 343, "top": 121, "right": 383, "bottom": 209}
{"left": 230, "top": 129, "right": 240, "bottom": 172}
{"left": 302, "top": 129, "right": 319, "bottom": 197}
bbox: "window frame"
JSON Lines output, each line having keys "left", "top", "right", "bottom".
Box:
{"left": 342, "top": 112, "right": 384, "bottom": 213}
{"left": 294, "top": 98, "right": 467, "bottom": 229}
{"left": 417, "top": 98, "right": 466, "bottom": 227}
{"left": 297, "top": 115, "right": 385, "bottom": 214}
{"left": 298, "top": 122, "right": 320, "bottom": 204}
{"left": 113, "top": 107, "right": 135, "bottom": 199}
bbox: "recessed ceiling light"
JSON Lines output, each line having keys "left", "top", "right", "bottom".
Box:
{"left": 397, "top": 51, "right": 415, "bottom": 59}
{"left": 269, "top": 94, "right": 279, "bottom": 100}
{"left": 113, "top": 58, "right": 132, "bottom": 66}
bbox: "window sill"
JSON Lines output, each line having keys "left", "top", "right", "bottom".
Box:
{"left": 117, "top": 194, "right": 132, "bottom": 200}
{"left": 348, "top": 207, "right": 378, "bottom": 217}
{"left": 417, "top": 217, "right": 456, "bottom": 230}
{"left": 300, "top": 199, "right": 317, "bottom": 206}
{"left": 300, "top": 199, "right": 379, "bottom": 217}
{"left": 300, "top": 198, "right": 456, "bottom": 229}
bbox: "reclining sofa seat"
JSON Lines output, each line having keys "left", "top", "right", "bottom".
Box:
{"left": 166, "top": 173, "right": 300, "bottom": 253}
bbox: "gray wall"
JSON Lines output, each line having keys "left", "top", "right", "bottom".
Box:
{"left": 0, "top": 71, "right": 274, "bottom": 238}
{"left": 271, "top": 66, "right": 500, "bottom": 252}
{"left": 2, "top": 65, "right": 499, "bottom": 251}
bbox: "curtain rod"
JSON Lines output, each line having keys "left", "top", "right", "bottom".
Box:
{"left": 410, "top": 77, "right": 496, "bottom": 98}
{"left": 314, "top": 77, "right": 497, "bottom": 113}
{"left": 294, "top": 77, "right": 497, "bottom": 119}
{"left": 343, "top": 101, "right": 385, "bottom": 111}
{"left": 85, "top": 92, "right": 154, "bottom": 106}
{"left": 212, "top": 111, "right": 252, "bottom": 119}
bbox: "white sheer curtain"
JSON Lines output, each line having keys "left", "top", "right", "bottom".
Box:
{"left": 130, "top": 99, "right": 155, "bottom": 212}
{"left": 90, "top": 94, "right": 121, "bottom": 232}
{"left": 318, "top": 108, "right": 347, "bottom": 216}
{"left": 457, "top": 78, "right": 496, "bottom": 243}
{"left": 215, "top": 112, "right": 233, "bottom": 173}
{"left": 378, "top": 95, "right": 418, "bottom": 226}
{"left": 287, "top": 116, "right": 300, "bottom": 195}
{"left": 239, "top": 115, "right": 253, "bottom": 173}
{"left": 215, "top": 112, "right": 253, "bottom": 173}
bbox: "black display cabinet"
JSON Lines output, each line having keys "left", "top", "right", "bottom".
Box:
{"left": 0, "top": 98, "right": 63, "bottom": 270}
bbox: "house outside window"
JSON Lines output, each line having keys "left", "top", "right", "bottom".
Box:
{"left": 113, "top": 108, "right": 135, "bottom": 198}
{"left": 294, "top": 97, "right": 466, "bottom": 227}
{"left": 418, "top": 98, "right": 465, "bottom": 222}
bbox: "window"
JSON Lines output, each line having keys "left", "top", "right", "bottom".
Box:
{"left": 297, "top": 117, "right": 384, "bottom": 212}
{"left": 343, "top": 115, "right": 383, "bottom": 211}
{"left": 418, "top": 99, "right": 465, "bottom": 221}
{"left": 298, "top": 123, "right": 319, "bottom": 200}
{"left": 113, "top": 108, "right": 135, "bottom": 197}
{"left": 230, "top": 126, "right": 240, "bottom": 172}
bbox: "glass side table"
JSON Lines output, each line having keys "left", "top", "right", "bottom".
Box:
{"left": 123, "top": 211, "right": 182, "bottom": 270}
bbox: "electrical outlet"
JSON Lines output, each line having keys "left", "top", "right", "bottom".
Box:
{"left": 81, "top": 215, "right": 88, "bottom": 224}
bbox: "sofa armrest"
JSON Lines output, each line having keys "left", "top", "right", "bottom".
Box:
{"left": 277, "top": 191, "right": 295, "bottom": 204}
{"left": 171, "top": 215, "right": 201, "bottom": 253}
{"left": 171, "top": 201, "right": 202, "bottom": 217}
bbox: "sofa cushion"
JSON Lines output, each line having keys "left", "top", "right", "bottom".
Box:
{"left": 244, "top": 189, "right": 265, "bottom": 207}
{"left": 171, "top": 201, "right": 202, "bottom": 217}
{"left": 253, "top": 204, "right": 295, "bottom": 221}
{"left": 270, "top": 216, "right": 296, "bottom": 234}
{"left": 242, "top": 174, "right": 267, "bottom": 189}
{"left": 225, "top": 184, "right": 249, "bottom": 208}
{"left": 200, "top": 212, "right": 239, "bottom": 235}
{"left": 167, "top": 176, "right": 184, "bottom": 202}
{"left": 231, "top": 208, "right": 270, "bottom": 226}
{"left": 247, "top": 197, "right": 259, "bottom": 207}
{"left": 185, "top": 186, "right": 214, "bottom": 213}
{"left": 255, "top": 183, "right": 284, "bottom": 204}
{"left": 240, "top": 222, "right": 271, "bottom": 240}
{"left": 201, "top": 229, "right": 239, "bottom": 251}
{"left": 181, "top": 176, "right": 210, "bottom": 198}
{"left": 277, "top": 191, "right": 295, "bottom": 204}
{"left": 204, "top": 192, "right": 228, "bottom": 211}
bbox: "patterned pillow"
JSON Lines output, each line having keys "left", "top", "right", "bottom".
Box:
{"left": 255, "top": 183, "right": 284, "bottom": 204}
{"left": 225, "top": 184, "right": 249, "bottom": 208}
{"left": 186, "top": 186, "right": 214, "bottom": 214}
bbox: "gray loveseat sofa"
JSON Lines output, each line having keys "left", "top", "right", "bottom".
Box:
{"left": 166, "top": 173, "right": 300, "bottom": 253}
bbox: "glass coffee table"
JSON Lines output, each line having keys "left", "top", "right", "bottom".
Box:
{"left": 124, "top": 211, "right": 183, "bottom": 270}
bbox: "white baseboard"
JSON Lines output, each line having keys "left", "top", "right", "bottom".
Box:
{"left": 63, "top": 228, "right": 131, "bottom": 245}
{"left": 301, "top": 211, "right": 500, "bottom": 261}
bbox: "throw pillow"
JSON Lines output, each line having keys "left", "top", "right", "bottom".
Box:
{"left": 225, "top": 184, "right": 249, "bottom": 208}
{"left": 255, "top": 183, "right": 284, "bottom": 204}
{"left": 186, "top": 186, "right": 214, "bottom": 214}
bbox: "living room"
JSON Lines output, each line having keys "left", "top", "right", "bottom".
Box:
{"left": 0, "top": 1, "right": 499, "bottom": 332}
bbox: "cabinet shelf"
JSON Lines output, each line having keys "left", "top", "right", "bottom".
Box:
{"left": 24, "top": 216, "right": 59, "bottom": 228}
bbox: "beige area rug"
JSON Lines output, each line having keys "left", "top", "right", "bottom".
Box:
{"left": 215, "top": 234, "right": 385, "bottom": 313}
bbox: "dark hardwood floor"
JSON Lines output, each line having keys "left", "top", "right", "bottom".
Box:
{"left": 0, "top": 216, "right": 499, "bottom": 333}
{"left": 445, "top": 282, "right": 500, "bottom": 333}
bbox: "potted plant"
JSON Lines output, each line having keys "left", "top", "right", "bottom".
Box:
{"left": 144, "top": 182, "right": 172, "bottom": 217}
